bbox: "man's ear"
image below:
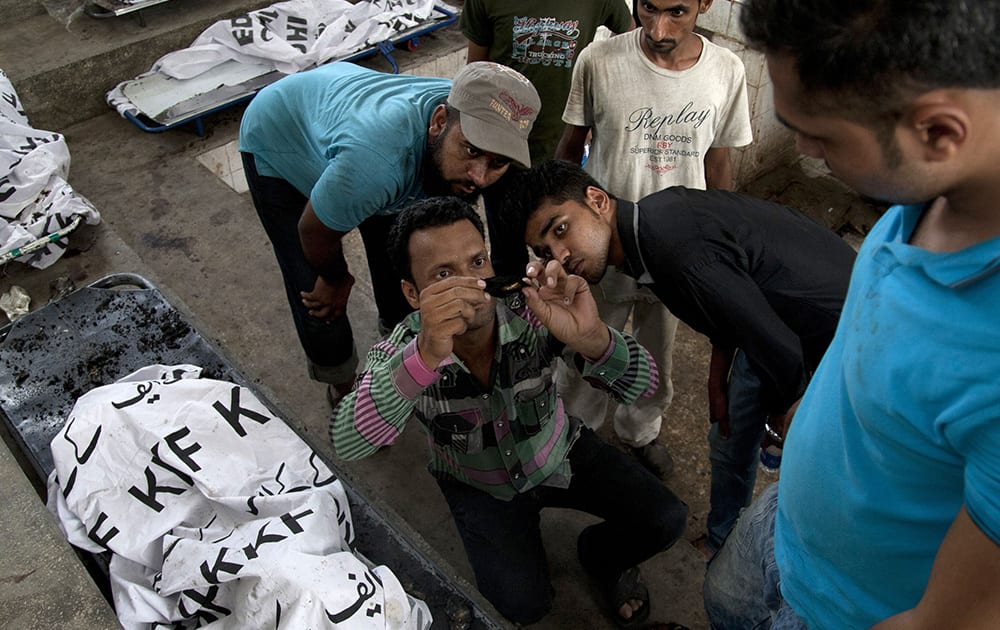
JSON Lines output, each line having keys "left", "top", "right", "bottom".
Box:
{"left": 585, "top": 185, "right": 612, "bottom": 219}
{"left": 428, "top": 104, "right": 448, "bottom": 142}
{"left": 907, "top": 98, "right": 969, "bottom": 163}
{"left": 700, "top": 0, "right": 715, "bottom": 14}
{"left": 402, "top": 279, "right": 420, "bottom": 310}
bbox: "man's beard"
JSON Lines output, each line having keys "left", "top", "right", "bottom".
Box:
{"left": 423, "top": 131, "right": 481, "bottom": 203}
{"left": 465, "top": 299, "right": 497, "bottom": 333}
{"left": 580, "top": 254, "right": 611, "bottom": 284}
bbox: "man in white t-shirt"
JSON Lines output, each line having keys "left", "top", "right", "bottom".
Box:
{"left": 555, "top": 0, "right": 752, "bottom": 481}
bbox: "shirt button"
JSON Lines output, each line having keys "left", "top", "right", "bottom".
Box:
{"left": 481, "top": 394, "right": 489, "bottom": 399}
{"left": 539, "top": 401, "right": 545, "bottom": 407}
{"left": 513, "top": 473, "right": 521, "bottom": 479}
{"left": 497, "top": 422, "right": 504, "bottom": 428}
{"left": 598, "top": 369, "right": 607, "bottom": 376}
{"left": 505, "top": 450, "right": 512, "bottom": 456}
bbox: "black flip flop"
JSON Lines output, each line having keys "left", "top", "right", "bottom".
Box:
{"left": 607, "top": 566, "right": 651, "bottom": 629}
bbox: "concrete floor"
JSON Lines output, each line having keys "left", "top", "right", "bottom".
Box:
{"left": 0, "top": 23, "right": 883, "bottom": 630}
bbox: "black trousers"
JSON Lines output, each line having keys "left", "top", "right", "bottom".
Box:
{"left": 437, "top": 426, "right": 688, "bottom": 624}
{"left": 241, "top": 152, "right": 412, "bottom": 382}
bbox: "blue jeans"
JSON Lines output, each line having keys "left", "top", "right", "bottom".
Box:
{"left": 707, "top": 350, "right": 767, "bottom": 551}
{"left": 241, "top": 153, "right": 412, "bottom": 384}
{"left": 437, "top": 426, "right": 688, "bottom": 625}
{"left": 703, "top": 483, "right": 807, "bottom": 630}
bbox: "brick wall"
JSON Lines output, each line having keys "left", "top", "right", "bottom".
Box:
{"left": 697, "top": 0, "right": 797, "bottom": 187}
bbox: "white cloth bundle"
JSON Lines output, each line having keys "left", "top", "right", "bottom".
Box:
{"left": 0, "top": 68, "right": 100, "bottom": 268}
{"left": 47, "top": 364, "right": 431, "bottom": 629}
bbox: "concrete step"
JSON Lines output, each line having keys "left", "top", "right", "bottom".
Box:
{"left": 0, "top": 430, "right": 120, "bottom": 628}
{"left": 0, "top": 0, "right": 45, "bottom": 21}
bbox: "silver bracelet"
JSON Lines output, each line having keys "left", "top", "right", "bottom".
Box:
{"left": 764, "top": 422, "right": 784, "bottom": 444}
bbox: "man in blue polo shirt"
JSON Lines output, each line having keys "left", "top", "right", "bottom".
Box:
{"left": 239, "top": 62, "right": 539, "bottom": 405}
{"left": 704, "top": 1, "right": 1000, "bottom": 628}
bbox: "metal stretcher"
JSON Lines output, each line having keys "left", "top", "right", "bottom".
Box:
{"left": 85, "top": 0, "right": 173, "bottom": 26}
{"left": 119, "top": 4, "right": 457, "bottom": 136}
{"left": 0, "top": 273, "right": 501, "bottom": 629}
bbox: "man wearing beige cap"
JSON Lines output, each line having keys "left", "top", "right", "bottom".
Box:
{"left": 239, "top": 61, "right": 539, "bottom": 405}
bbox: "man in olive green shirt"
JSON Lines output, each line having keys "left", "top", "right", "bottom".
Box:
{"left": 462, "top": 0, "right": 632, "bottom": 164}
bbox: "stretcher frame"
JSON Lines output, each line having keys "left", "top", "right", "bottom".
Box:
{"left": 84, "top": 0, "right": 172, "bottom": 27}
{"left": 119, "top": 4, "right": 457, "bottom": 136}
{"left": 87, "top": 0, "right": 171, "bottom": 17}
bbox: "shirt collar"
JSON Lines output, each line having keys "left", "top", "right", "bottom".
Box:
{"left": 615, "top": 196, "right": 654, "bottom": 284}
{"left": 882, "top": 203, "right": 1000, "bottom": 289}
{"left": 495, "top": 296, "right": 530, "bottom": 345}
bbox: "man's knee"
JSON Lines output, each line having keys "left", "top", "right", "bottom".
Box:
{"left": 615, "top": 484, "right": 689, "bottom": 553}
{"left": 703, "top": 484, "right": 781, "bottom": 628}
{"left": 651, "top": 492, "right": 690, "bottom": 549}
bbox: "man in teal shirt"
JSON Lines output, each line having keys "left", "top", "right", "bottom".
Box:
{"left": 704, "top": 1, "right": 1000, "bottom": 628}
{"left": 239, "top": 62, "right": 540, "bottom": 404}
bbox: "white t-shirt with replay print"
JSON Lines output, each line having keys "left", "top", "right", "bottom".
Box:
{"left": 563, "top": 29, "right": 752, "bottom": 200}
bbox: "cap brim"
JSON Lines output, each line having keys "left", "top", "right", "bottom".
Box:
{"left": 458, "top": 111, "right": 532, "bottom": 169}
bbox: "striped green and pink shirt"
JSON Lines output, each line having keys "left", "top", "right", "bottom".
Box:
{"left": 330, "top": 300, "right": 657, "bottom": 500}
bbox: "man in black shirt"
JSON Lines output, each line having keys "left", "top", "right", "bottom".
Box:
{"left": 502, "top": 159, "right": 856, "bottom": 554}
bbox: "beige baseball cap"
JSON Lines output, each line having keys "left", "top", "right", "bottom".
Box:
{"left": 447, "top": 62, "right": 541, "bottom": 168}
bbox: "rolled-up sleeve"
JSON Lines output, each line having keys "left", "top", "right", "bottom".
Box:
{"left": 330, "top": 333, "right": 439, "bottom": 460}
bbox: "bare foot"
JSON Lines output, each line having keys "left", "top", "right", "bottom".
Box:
{"left": 617, "top": 597, "right": 644, "bottom": 621}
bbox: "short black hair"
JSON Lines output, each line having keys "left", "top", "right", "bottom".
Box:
{"left": 497, "top": 160, "right": 608, "bottom": 245}
{"left": 740, "top": 0, "right": 1000, "bottom": 118}
{"left": 388, "top": 196, "right": 485, "bottom": 282}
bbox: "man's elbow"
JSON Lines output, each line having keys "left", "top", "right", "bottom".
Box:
{"left": 329, "top": 414, "right": 368, "bottom": 461}
{"left": 331, "top": 435, "right": 373, "bottom": 461}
